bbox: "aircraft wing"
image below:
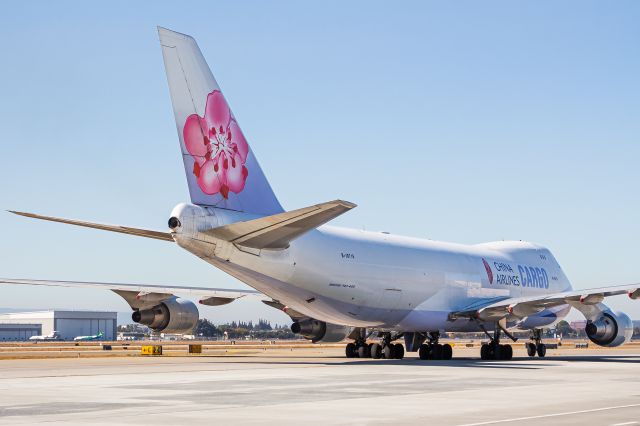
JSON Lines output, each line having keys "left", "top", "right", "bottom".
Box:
{"left": 0, "top": 278, "right": 262, "bottom": 310}
{"left": 449, "top": 283, "right": 640, "bottom": 322}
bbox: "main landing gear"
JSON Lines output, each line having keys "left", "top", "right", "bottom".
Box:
{"left": 525, "top": 329, "right": 546, "bottom": 358}
{"left": 479, "top": 323, "right": 514, "bottom": 361}
{"left": 345, "top": 331, "right": 404, "bottom": 360}
{"left": 418, "top": 331, "right": 453, "bottom": 360}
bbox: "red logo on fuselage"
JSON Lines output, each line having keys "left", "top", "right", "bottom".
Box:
{"left": 482, "top": 258, "right": 493, "bottom": 284}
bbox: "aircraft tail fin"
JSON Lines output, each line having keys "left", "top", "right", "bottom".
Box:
{"left": 158, "top": 27, "right": 283, "bottom": 216}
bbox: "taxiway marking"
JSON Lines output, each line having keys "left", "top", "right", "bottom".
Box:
{"left": 457, "top": 403, "right": 640, "bottom": 426}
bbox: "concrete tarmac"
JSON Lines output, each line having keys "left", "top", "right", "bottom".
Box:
{"left": 1, "top": 346, "right": 640, "bottom": 425}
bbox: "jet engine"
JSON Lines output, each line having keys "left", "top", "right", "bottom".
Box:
{"left": 585, "top": 310, "right": 633, "bottom": 347}
{"left": 132, "top": 297, "right": 198, "bottom": 334}
{"left": 291, "top": 318, "right": 352, "bottom": 343}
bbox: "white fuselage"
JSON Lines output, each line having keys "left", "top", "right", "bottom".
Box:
{"left": 172, "top": 203, "right": 572, "bottom": 332}
{"left": 29, "top": 333, "right": 59, "bottom": 341}
{"left": 73, "top": 335, "right": 99, "bottom": 341}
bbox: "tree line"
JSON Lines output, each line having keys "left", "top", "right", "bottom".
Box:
{"left": 195, "top": 319, "right": 298, "bottom": 339}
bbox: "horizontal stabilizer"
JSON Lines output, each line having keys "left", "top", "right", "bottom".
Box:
{"left": 205, "top": 199, "right": 356, "bottom": 250}
{"left": 8, "top": 211, "right": 173, "bottom": 242}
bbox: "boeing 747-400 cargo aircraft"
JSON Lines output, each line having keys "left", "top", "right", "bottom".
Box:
{"left": 3, "top": 28, "right": 638, "bottom": 360}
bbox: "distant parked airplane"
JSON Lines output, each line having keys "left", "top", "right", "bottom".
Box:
{"left": 29, "top": 331, "right": 60, "bottom": 341}
{"left": 3, "top": 28, "right": 638, "bottom": 361}
{"left": 73, "top": 331, "right": 104, "bottom": 342}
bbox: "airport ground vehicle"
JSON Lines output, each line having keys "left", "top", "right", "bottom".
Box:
{"left": 3, "top": 28, "right": 637, "bottom": 360}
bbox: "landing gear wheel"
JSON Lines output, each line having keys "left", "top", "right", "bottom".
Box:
{"left": 367, "top": 343, "right": 375, "bottom": 357}
{"left": 441, "top": 343, "right": 453, "bottom": 360}
{"left": 492, "top": 343, "right": 502, "bottom": 360}
{"left": 418, "top": 344, "right": 430, "bottom": 360}
{"left": 501, "top": 344, "right": 513, "bottom": 360}
{"left": 346, "top": 343, "right": 357, "bottom": 358}
{"left": 477, "top": 321, "right": 518, "bottom": 361}
{"left": 370, "top": 343, "right": 382, "bottom": 359}
{"left": 394, "top": 343, "right": 404, "bottom": 359}
{"left": 382, "top": 344, "right": 393, "bottom": 359}
{"left": 480, "top": 343, "right": 490, "bottom": 360}
{"left": 530, "top": 328, "right": 546, "bottom": 358}
{"left": 497, "top": 344, "right": 505, "bottom": 360}
{"left": 536, "top": 343, "right": 547, "bottom": 358}
{"left": 357, "top": 344, "right": 370, "bottom": 359}
{"left": 431, "top": 343, "right": 443, "bottom": 360}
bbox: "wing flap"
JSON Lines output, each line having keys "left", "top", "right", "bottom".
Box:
{"left": 205, "top": 199, "right": 356, "bottom": 250}
{"left": 9, "top": 211, "right": 174, "bottom": 242}
{"left": 262, "top": 299, "right": 306, "bottom": 321}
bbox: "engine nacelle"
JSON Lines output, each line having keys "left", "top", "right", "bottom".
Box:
{"left": 291, "top": 319, "right": 352, "bottom": 343}
{"left": 585, "top": 310, "right": 633, "bottom": 347}
{"left": 132, "top": 297, "right": 199, "bottom": 334}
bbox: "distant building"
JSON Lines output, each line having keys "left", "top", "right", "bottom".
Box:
{"left": 0, "top": 323, "right": 42, "bottom": 340}
{"left": 0, "top": 310, "right": 117, "bottom": 341}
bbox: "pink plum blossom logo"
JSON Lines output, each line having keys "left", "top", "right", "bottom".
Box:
{"left": 183, "top": 90, "right": 249, "bottom": 199}
{"left": 482, "top": 258, "right": 494, "bottom": 284}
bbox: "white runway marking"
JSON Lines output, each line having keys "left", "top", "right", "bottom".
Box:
{"left": 457, "top": 403, "right": 640, "bottom": 426}
{"left": 611, "top": 422, "right": 638, "bottom": 426}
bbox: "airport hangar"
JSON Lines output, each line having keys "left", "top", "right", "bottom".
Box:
{"left": 0, "top": 310, "right": 117, "bottom": 341}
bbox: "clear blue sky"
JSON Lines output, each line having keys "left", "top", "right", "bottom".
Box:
{"left": 1, "top": 1, "right": 639, "bottom": 324}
